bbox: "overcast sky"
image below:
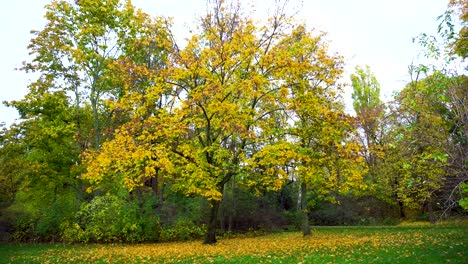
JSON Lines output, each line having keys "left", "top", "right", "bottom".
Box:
{"left": 0, "top": 0, "right": 448, "bottom": 126}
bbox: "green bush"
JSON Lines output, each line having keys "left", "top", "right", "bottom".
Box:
{"left": 36, "top": 191, "right": 78, "bottom": 241}
{"left": 282, "top": 210, "right": 302, "bottom": 229}
{"left": 61, "top": 194, "right": 161, "bottom": 243}
{"left": 1, "top": 205, "right": 39, "bottom": 242}
{"left": 458, "top": 183, "right": 468, "bottom": 209}
{"left": 160, "top": 219, "right": 205, "bottom": 242}
{"left": 11, "top": 212, "right": 37, "bottom": 242}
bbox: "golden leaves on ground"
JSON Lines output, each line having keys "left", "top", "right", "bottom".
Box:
{"left": 15, "top": 227, "right": 467, "bottom": 263}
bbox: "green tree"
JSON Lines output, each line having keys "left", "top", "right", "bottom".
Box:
{"left": 2, "top": 0, "right": 172, "bottom": 241}
{"left": 21, "top": 0, "right": 170, "bottom": 149}
{"left": 0, "top": 124, "right": 26, "bottom": 209}
{"left": 3, "top": 90, "right": 81, "bottom": 240}
{"left": 281, "top": 27, "right": 367, "bottom": 235}
{"left": 409, "top": 1, "right": 467, "bottom": 215}
{"left": 379, "top": 77, "right": 450, "bottom": 221}
{"left": 350, "top": 65, "right": 384, "bottom": 168}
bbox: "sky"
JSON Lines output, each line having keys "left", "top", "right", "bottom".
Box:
{"left": 0, "top": 0, "right": 449, "bottom": 127}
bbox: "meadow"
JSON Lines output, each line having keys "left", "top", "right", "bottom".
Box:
{"left": 1, "top": 225, "right": 467, "bottom": 263}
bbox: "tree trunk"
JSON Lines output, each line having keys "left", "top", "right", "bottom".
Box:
{"left": 300, "top": 182, "right": 311, "bottom": 236}
{"left": 428, "top": 198, "right": 436, "bottom": 224}
{"left": 228, "top": 175, "right": 235, "bottom": 232}
{"left": 204, "top": 199, "right": 221, "bottom": 244}
{"left": 398, "top": 199, "right": 406, "bottom": 218}
{"left": 90, "top": 96, "right": 101, "bottom": 148}
{"left": 159, "top": 182, "right": 165, "bottom": 205}
{"left": 221, "top": 183, "right": 227, "bottom": 231}
{"left": 151, "top": 171, "right": 159, "bottom": 197}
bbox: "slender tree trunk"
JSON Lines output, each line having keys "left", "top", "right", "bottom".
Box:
{"left": 204, "top": 199, "right": 221, "bottom": 244}
{"left": 297, "top": 180, "right": 302, "bottom": 210}
{"left": 151, "top": 175, "right": 158, "bottom": 197}
{"left": 300, "top": 182, "right": 310, "bottom": 236}
{"left": 394, "top": 177, "right": 405, "bottom": 219}
{"left": 74, "top": 83, "right": 85, "bottom": 208}
{"left": 228, "top": 175, "right": 235, "bottom": 232}
{"left": 151, "top": 170, "right": 162, "bottom": 207}
{"left": 398, "top": 199, "right": 406, "bottom": 218}
{"left": 159, "top": 182, "right": 165, "bottom": 205}
{"left": 428, "top": 198, "right": 436, "bottom": 224}
{"left": 221, "top": 183, "right": 227, "bottom": 231}
{"left": 92, "top": 100, "right": 100, "bottom": 148}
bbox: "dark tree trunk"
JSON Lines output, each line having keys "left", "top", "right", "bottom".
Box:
{"left": 221, "top": 183, "right": 226, "bottom": 231}
{"left": 228, "top": 175, "right": 235, "bottom": 232}
{"left": 204, "top": 199, "right": 221, "bottom": 244}
{"left": 151, "top": 175, "right": 164, "bottom": 210}
{"left": 398, "top": 199, "right": 406, "bottom": 218}
{"left": 428, "top": 198, "right": 436, "bottom": 224}
{"left": 300, "top": 182, "right": 311, "bottom": 236}
{"left": 151, "top": 173, "right": 158, "bottom": 197}
{"left": 160, "top": 183, "right": 165, "bottom": 204}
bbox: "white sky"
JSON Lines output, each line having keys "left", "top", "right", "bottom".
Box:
{"left": 0, "top": 0, "right": 448, "bottom": 126}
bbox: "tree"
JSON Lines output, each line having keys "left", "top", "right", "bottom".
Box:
{"left": 1, "top": 0, "right": 172, "bottom": 240}
{"left": 21, "top": 0, "right": 170, "bottom": 150}
{"left": 3, "top": 90, "right": 81, "bottom": 240}
{"left": 408, "top": 1, "right": 467, "bottom": 216}
{"left": 446, "top": 0, "right": 468, "bottom": 212}
{"left": 83, "top": 0, "right": 363, "bottom": 243}
{"left": 388, "top": 78, "right": 449, "bottom": 222}
{"left": 84, "top": 0, "right": 283, "bottom": 244}
{"left": 415, "top": 73, "right": 467, "bottom": 216}
{"left": 280, "top": 27, "right": 367, "bottom": 235}
{"left": 350, "top": 65, "right": 384, "bottom": 169}
{"left": 448, "top": 0, "right": 467, "bottom": 58}
{"left": 0, "top": 124, "right": 26, "bottom": 209}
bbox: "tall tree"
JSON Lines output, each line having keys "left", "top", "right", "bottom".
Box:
{"left": 280, "top": 27, "right": 366, "bottom": 235}
{"left": 21, "top": 0, "right": 170, "bottom": 150}
{"left": 83, "top": 0, "right": 363, "bottom": 243}
{"left": 408, "top": 1, "right": 467, "bottom": 215}
{"left": 85, "top": 0, "right": 288, "bottom": 244}
{"left": 350, "top": 65, "right": 384, "bottom": 169}
{"left": 391, "top": 78, "right": 449, "bottom": 221}
{"left": 2, "top": 0, "right": 172, "bottom": 240}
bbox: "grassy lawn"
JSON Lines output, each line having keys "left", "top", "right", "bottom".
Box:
{"left": 1, "top": 225, "right": 466, "bottom": 263}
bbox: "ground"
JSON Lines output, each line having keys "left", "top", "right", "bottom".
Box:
{"left": 1, "top": 224, "right": 467, "bottom": 263}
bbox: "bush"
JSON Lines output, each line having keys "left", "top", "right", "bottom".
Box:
{"left": 160, "top": 219, "right": 205, "bottom": 242}
{"left": 61, "top": 194, "right": 161, "bottom": 243}
{"left": 0, "top": 205, "right": 38, "bottom": 242}
{"left": 11, "top": 212, "right": 37, "bottom": 242}
{"left": 36, "top": 191, "right": 78, "bottom": 241}
{"left": 281, "top": 210, "right": 302, "bottom": 230}
{"left": 309, "top": 195, "right": 401, "bottom": 226}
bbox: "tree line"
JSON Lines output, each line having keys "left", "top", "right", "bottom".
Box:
{"left": 0, "top": 0, "right": 466, "bottom": 244}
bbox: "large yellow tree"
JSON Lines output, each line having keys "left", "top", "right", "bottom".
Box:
{"left": 84, "top": 0, "right": 366, "bottom": 243}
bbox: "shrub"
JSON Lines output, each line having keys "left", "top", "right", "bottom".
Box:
{"left": 1, "top": 205, "right": 38, "bottom": 242}
{"left": 160, "top": 219, "right": 205, "bottom": 242}
{"left": 11, "top": 212, "right": 37, "bottom": 242}
{"left": 36, "top": 191, "right": 78, "bottom": 241}
{"left": 61, "top": 194, "right": 161, "bottom": 243}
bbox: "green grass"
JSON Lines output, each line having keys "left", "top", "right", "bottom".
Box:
{"left": 1, "top": 225, "right": 467, "bottom": 263}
